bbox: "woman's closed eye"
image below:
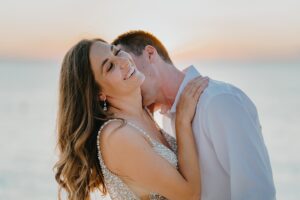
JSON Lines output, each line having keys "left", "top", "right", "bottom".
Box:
{"left": 107, "top": 62, "right": 114, "bottom": 72}
{"left": 106, "top": 49, "right": 122, "bottom": 72}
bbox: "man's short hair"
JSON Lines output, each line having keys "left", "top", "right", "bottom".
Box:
{"left": 112, "top": 30, "right": 173, "bottom": 64}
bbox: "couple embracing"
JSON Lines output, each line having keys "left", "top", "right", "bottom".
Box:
{"left": 54, "top": 30, "right": 276, "bottom": 200}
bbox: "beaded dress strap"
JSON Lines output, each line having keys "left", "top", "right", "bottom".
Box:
{"left": 126, "top": 121, "right": 154, "bottom": 145}
{"left": 97, "top": 118, "right": 154, "bottom": 155}
{"left": 96, "top": 119, "right": 124, "bottom": 168}
{"left": 144, "top": 107, "right": 163, "bottom": 132}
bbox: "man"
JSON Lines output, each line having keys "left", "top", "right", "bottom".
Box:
{"left": 112, "top": 30, "right": 276, "bottom": 200}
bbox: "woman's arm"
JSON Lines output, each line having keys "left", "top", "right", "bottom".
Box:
{"left": 175, "top": 76, "right": 209, "bottom": 198}
{"left": 100, "top": 76, "right": 208, "bottom": 200}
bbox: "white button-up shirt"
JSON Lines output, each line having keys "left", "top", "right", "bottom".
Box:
{"left": 163, "top": 66, "right": 276, "bottom": 200}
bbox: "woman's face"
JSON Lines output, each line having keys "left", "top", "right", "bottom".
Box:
{"left": 89, "top": 41, "right": 145, "bottom": 99}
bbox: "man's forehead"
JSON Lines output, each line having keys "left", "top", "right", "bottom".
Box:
{"left": 116, "top": 44, "right": 134, "bottom": 55}
{"left": 115, "top": 44, "right": 125, "bottom": 50}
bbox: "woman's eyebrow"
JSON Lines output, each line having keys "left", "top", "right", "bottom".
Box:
{"left": 101, "top": 45, "right": 114, "bottom": 73}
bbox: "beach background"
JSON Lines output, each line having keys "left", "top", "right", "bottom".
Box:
{"left": 0, "top": 0, "right": 299, "bottom": 199}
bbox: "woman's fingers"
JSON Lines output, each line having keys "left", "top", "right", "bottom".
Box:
{"left": 193, "top": 78, "right": 209, "bottom": 99}
{"left": 184, "top": 76, "right": 209, "bottom": 98}
{"left": 192, "top": 77, "right": 209, "bottom": 97}
{"left": 188, "top": 77, "right": 205, "bottom": 96}
{"left": 176, "top": 76, "right": 209, "bottom": 123}
{"left": 184, "top": 77, "right": 202, "bottom": 94}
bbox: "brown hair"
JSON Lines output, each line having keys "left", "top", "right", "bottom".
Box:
{"left": 112, "top": 30, "right": 173, "bottom": 64}
{"left": 54, "top": 38, "right": 113, "bottom": 200}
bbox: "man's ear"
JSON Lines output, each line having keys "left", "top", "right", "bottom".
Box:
{"left": 144, "top": 45, "right": 157, "bottom": 63}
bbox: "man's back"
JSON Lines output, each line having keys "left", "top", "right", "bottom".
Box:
{"left": 196, "top": 78, "right": 275, "bottom": 199}
{"left": 165, "top": 66, "right": 276, "bottom": 200}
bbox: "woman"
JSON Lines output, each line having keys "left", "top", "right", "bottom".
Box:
{"left": 54, "top": 38, "right": 209, "bottom": 200}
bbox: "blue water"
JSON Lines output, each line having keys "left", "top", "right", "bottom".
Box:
{"left": 0, "top": 60, "right": 299, "bottom": 200}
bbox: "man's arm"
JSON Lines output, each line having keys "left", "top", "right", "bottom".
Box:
{"left": 204, "top": 93, "right": 276, "bottom": 200}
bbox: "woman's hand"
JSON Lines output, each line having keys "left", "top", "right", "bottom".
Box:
{"left": 176, "top": 76, "right": 209, "bottom": 124}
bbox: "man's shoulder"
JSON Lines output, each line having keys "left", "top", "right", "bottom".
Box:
{"left": 197, "top": 78, "right": 256, "bottom": 116}
{"left": 200, "top": 78, "right": 241, "bottom": 104}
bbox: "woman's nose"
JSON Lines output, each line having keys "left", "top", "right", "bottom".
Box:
{"left": 115, "top": 57, "right": 129, "bottom": 69}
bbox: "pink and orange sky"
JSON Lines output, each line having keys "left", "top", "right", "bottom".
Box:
{"left": 0, "top": 0, "right": 299, "bottom": 61}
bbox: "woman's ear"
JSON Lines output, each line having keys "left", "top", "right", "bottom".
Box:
{"left": 144, "top": 45, "right": 157, "bottom": 63}
{"left": 98, "top": 92, "right": 106, "bottom": 101}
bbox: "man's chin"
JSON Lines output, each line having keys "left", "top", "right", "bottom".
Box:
{"left": 146, "top": 103, "right": 162, "bottom": 113}
{"left": 141, "top": 96, "right": 161, "bottom": 112}
{"left": 141, "top": 95, "right": 152, "bottom": 106}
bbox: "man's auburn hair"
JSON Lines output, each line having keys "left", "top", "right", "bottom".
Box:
{"left": 112, "top": 30, "right": 173, "bottom": 64}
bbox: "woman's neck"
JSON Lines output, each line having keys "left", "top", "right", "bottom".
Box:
{"left": 107, "top": 90, "right": 145, "bottom": 119}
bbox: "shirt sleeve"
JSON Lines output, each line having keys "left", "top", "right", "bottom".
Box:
{"left": 204, "top": 93, "right": 276, "bottom": 200}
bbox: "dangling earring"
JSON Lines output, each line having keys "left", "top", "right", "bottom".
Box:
{"left": 103, "top": 100, "right": 107, "bottom": 111}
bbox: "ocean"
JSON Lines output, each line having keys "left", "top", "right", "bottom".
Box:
{"left": 0, "top": 60, "right": 299, "bottom": 200}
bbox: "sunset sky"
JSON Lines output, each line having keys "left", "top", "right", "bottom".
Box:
{"left": 1, "top": 0, "right": 299, "bottom": 61}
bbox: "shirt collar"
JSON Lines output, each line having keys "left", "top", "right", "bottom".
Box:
{"left": 168, "top": 65, "right": 201, "bottom": 114}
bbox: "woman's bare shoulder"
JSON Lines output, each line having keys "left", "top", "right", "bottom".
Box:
{"left": 99, "top": 120, "right": 151, "bottom": 172}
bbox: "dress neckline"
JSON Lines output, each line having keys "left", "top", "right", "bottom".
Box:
{"left": 143, "top": 107, "right": 174, "bottom": 150}
{"left": 126, "top": 121, "right": 174, "bottom": 153}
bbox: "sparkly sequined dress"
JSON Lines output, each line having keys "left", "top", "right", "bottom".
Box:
{"left": 97, "top": 119, "right": 178, "bottom": 200}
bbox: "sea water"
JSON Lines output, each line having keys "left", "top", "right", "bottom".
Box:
{"left": 0, "top": 60, "right": 299, "bottom": 200}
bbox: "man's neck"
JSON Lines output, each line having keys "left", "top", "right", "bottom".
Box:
{"left": 158, "top": 63, "right": 185, "bottom": 110}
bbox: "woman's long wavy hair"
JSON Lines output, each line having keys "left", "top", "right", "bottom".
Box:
{"left": 54, "top": 38, "right": 114, "bottom": 200}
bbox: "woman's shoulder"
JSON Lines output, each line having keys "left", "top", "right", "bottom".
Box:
{"left": 99, "top": 119, "right": 149, "bottom": 143}
{"left": 98, "top": 119, "right": 125, "bottom": 138}
{"left": 98, "top": 119, "right": 155, "bottom": 176}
